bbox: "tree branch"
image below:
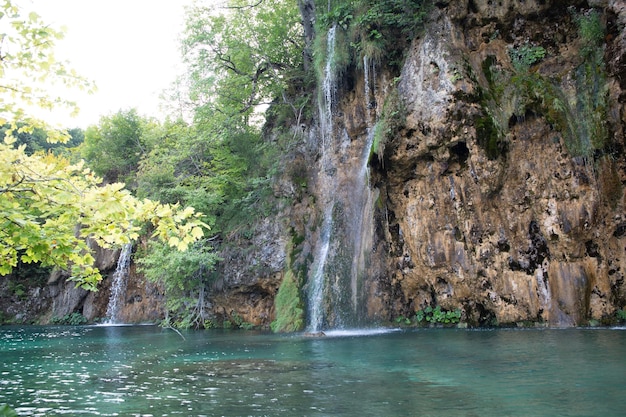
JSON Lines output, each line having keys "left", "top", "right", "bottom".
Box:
{"left": 224, "top": 0, "right": 264, "bottom": 10}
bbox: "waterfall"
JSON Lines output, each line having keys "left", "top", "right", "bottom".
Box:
{"left": 307, "top": 24, "right": 337, "bottom": 332}
{"left": 105, "top": 243, "right": 132, "bottom": 324}
{"left": 307, "top": 207, "right": 332, "bottom": 332}
{"left": 306, "top": 26, "right": 378, "bottom": 332}
{"left": 364, "top": 56, "right": 371, "bottom": 113}
{"left": 320, "top": 24, "right": 337, "bottom": 150}
{"left": 363, "top": 55, "right": 376, "bottom": 115}
{"left": 349, "top": 129, "right": 376, "bottom": 314}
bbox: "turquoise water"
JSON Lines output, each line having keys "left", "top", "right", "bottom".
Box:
{"left": 1, "top": 325, "right": 625, "bottom": 416}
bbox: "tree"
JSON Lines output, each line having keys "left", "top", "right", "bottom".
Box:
{"left": 81, "top": 109, "right": 149, "bottom": 186}
{"left": 127, "top": 0, "right": 307, "bottom": 327}
{"left": 0, "top": 1, "right": 208, "bottom": 290}
{"left": 0, "top": 124, "right": 83, "bottom": 156}
{"left": 183, "top": 0, "right": 305, "bottom": 124}
{"left": 0, "top": 0, "right": 94, "bottom": 142}
{"left": 0, "top": 139, "right": 208, "bottom": 290}
{"left": 177, "top": 0, "right": 306, "bottom": 235}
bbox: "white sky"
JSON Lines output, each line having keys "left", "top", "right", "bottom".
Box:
{"left": 28, "top": 0, "right": 194, "bottom": 128}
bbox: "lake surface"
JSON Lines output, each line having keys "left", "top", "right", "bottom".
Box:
{"left": 1, "top": 325, "right": 625, "bottom": 416}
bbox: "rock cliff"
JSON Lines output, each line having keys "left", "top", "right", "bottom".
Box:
{"left": 379, "top": 0, "right": 626, "bottom": 326}
{"left": 212, "top": 0, "right": 626, "bottom": 328}
{"left": 0, "top": 242, "right": 164, "bottom": 325}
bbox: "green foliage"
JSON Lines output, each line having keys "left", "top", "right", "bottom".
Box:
{"left": 183, "top": 0, "right": 304, "bottom": 123}
{"left": 508, "top": 43, "right": 546, "bottom": 72}
{"left": 0, "top": 139, "right": 208, "bottom": 290}
{"left": 475, "top": 115, "right": 502, "bottom": 160}
{"left": 6, "top": 280, "right": 27, "bottom": 300}
{"left": 231, "top": 311, "right": 256, "bottom": 330}
{"left": 477, "top": 8, "right": 608, "bottom": 161}
{"left": 371, "top": 89, "right": 406, "bottom": 163}
{"left": 393, "top": 306, "right": 462, "bottom": 327}
{"left": 414, "top": 306, "right": 462, "bottom": 325}
{"left": 317, "top": 0, "right": 429, "bottom": 68}
{"left": 81, "top": 109, "right": 149, "bottom": 186}
{"left": 394, "top": 315, "right": 412, "bottom": 325}
{"left": 0, "top": 0, "right": 95, "bottom": 144}
{"left": 130, "top": 0, "right": 308, "bottom": 321}
{"left": 0, "top": 125, "right": 83, "bottom": 156}
{"left": 0, "top": 3, "right": 208, "bottom": 292}
{"left": 616, "top": 308, "right": 626, "bottom": 322}
{"left": 174, "top": 0, "right": 305, "bottom": 238}
{"left": 138, "top": 240, "right": 219, "bottom": 329}
{"left": 271, "top": 269, "right": 304, "bottom": 332}
{"left": 572, "top": 8, "right": 604, "bottom": 59}
{"left": 527, "top": 13, "right": 607, "bottom": 159}
{"left": 50, "top": 312, "right": 88, "bottom": 326}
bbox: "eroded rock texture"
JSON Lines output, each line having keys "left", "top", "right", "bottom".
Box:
{"left": 379, "top": 0, "right": 626, "bottom": 326}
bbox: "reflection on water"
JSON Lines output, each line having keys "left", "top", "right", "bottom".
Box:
{"left": 1, "top": 326, "right": 625, "bottom": 416}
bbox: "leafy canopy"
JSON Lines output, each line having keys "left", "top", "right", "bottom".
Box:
{"left": 183, "top": 0, "right": 304, "bottom": 123}
{"left": 0, "top": 138, "right": 208, "bottom": 290}
{"left": 0, "top": 0, "right": 94, "bottom": 142}
{"left": 0, "top": 1, "right": 208, "bottom": 290}
{"left": 81, "top": 109, "right": 149, "bottom": 186}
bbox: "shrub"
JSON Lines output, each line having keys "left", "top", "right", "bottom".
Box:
{"left": 315, "top": 0, "right": 430, "bottom": 73}
{"left": 371, "top": 89, "right": 405, "bottom": 163}
{"left": 571, "top": 7, "right": 604, "bottom": 59}
{"left": 414, "top": 306, "right": 462, "bottom": 325}
{"left": 50, "top": 312, "right": 88, "bottom": 326}
{"left": 508, "top": 43, "right": 546, "bottom": 72}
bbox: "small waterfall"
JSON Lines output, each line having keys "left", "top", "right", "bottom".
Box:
{"left": 364, "top": 56, "right": 371, "bottom": 112}
{"left": 105, "top": 243, "right": 132, "bottom": 324}
{"left": 363, "top": 55, "right": 376, "bottom": 115}
{"left": 348, "top": 128, "right": 376, "bottom": 313}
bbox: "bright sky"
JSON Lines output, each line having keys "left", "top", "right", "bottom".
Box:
{"left": 28, "top": 0, "right": 194, "bottom": 128}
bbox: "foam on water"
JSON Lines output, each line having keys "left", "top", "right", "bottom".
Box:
{"left": 318, "top": 328, "right": 401, "bottom": 338}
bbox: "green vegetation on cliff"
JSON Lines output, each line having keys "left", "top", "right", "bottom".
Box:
{"left": 271, "top": 269, "right": 305, "bottom": 332}
{"left": 315, "top": 0, "right": 429, "bottom": 69}
{"left": 476, "top": 8, "right": 610, "bottom": 161}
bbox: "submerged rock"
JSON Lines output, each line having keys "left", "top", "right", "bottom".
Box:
{"left": 304, "top": 331, "right": 326, "bottom": 337}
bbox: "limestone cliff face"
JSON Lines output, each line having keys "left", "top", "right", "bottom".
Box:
{"left": 206, "top": 0, "right": 626, "bottom": 329}
{"left": 377, "top": 0, "right": 626, "bottom": 326}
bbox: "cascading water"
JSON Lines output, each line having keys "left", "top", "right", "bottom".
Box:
{"left": 363, "top": 55, "right": 376, "bottom": 117}
{"left": 348, "top": 128, "right": 377, "bottom": 315}
{"left": 320, "top": 24, "right": 337, "bottom": 149}
{"left": 307, "top": 209, "right": 332, "bottom": 332}
{"left": 105, "top": 243, "right": 133, "bottom": 324}
{"left": 307, "top": 24, "right": 337, "bottom": 332}
{"left": 306, "top": 25, "right": 379, "bottom": 331}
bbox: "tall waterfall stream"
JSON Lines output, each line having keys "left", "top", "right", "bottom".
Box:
{"left": 306, "top": 24, "right": 378, "bottom": 331}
